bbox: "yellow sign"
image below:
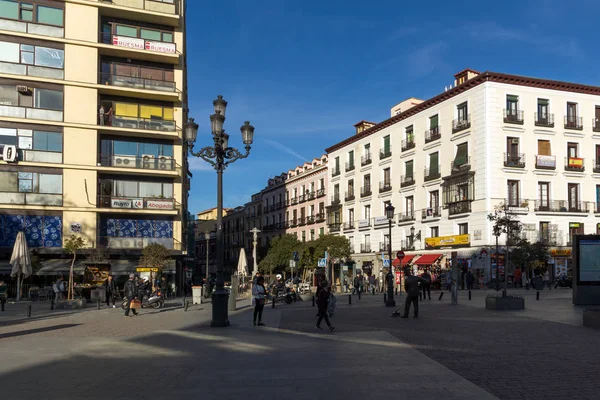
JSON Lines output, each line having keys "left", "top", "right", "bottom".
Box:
{"left": 136, "top": 267, "right": 160, "bottom": 273}
{"left": 551, "top": 249, "right": 571, "bottom": 257}
{"left": 425, "top": 234, "right": 470, "bottom": 249}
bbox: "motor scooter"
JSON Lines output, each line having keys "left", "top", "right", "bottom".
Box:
{"left": 121, "top": 290, "right": 165, "bottom": 310}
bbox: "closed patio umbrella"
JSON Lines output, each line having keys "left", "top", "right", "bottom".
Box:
{"left": 237, "top": 249, "right": 248, "bottom": 278}
{"left": 10, "top": 231, "right": 32, "bottom": 302}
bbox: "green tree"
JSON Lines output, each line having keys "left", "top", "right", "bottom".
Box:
{"left": 140, "top": 244, "right": 171, "bottom": 288}
{"left": 64, "top": 234, "right": 85, "bottom": 300}
{"left": 510, "top": 239, "right": 550, "bottom": 273}
{"left": 298, "top": 235, "right": 352, "bottom": 282}
{"left": 258, "top": 234, "right": 302, "bottom": 276}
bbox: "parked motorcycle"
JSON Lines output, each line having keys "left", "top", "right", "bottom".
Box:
{"left": 554, "top": 276, "right": 572, "bottom": 289}
{"left": 121, "top": 290, "right": 165, "bottom": 310}
{"left": 272, "top": 286, "right": 293, "bottom": 304}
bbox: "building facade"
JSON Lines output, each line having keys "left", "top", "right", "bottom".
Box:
{"left": 0, "top": 0, "right": 190, "bottom": 281}
{"left": 223, "top": 205, "right": 246, "bottom": 270}
{"left": 326, "top": 69, "right": 600, "bottom": 280}
{"left": 260, "top": 173, "right": 286, "bottom": 244}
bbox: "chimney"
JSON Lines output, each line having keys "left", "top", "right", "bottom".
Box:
{"left": 354, "top": 120, "right": 377, "bottom": 134}
{"left": 454, "top": 68, "right": 481, "bottom": 86}
{"left": 390, "top": 97, "right": 424, "bottom": 117}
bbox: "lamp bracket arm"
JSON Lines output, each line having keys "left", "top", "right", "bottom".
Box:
{"left": 223, "top": 146, "right": 251, "bottom": 167}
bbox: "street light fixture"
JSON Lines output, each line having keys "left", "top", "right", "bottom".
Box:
{"left": 385, "top": 203, "right": 396, "bottom": 307}
{"left": 186, "top": 95, "right": 255, "bottom": 327}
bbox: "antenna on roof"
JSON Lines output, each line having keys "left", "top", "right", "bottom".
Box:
{"left": 444, "top": 86, "right": 447, "bottom": 92}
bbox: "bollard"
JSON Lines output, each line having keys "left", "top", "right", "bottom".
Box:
{"left": 50, "top": 300, "right": 54, "bottom": 310}
{"left": 312, "top": 295, "right": 315, "bottom": 307}
{"left": 272, "top": 298, "right": 275, "bottom": 308}
{"left": 468, "top": 290, "right": 472, "bottom": 301}
{"left": 1, "top": 301, "right": 4, "bottom": 312}
{"left": 184, "top": 301, "right": 190, "bottom": 312}
{"left": 438, "top": 292, "right": 444, "bottom": 301}
{"left": 358, "top": 290, "right": 361, "bottom": 300}
{"left": 27, "top": 304, "right": 32, "bottom": 318}
{"left": 384, "top": 293, "right": 387, "bottom": 303}
{"left": 536, "top": 291, "right": 540, "bottom": 301}
{"left": 97, "top": 299, "right": 100, "bottom": 310}
{"left": 348, "top": 294, "right": 352, "bottom": 305}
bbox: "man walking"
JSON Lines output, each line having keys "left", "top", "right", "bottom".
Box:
{"left": 103, "top": 275, "right": 117, "bottom": 308}
{"left": 421, "top": 269, "right": 432, "bottom": 300}
{"left": 402, "top": 269, "right": 426, "bottom": 318}
{"left": 124, "top": 274, "right": 139, "bottom": 317}
{"left": 466, "top": 270, "right": 475, "bottom": 291}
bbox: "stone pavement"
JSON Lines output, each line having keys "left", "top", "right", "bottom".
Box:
{"left": 0, "top": 289, "right": 597, "bottom": 400}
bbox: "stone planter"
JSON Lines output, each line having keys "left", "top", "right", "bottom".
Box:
{"left": 485, "top": 295, "right": 525, "bottom": 310}
{"left": 583, "top": 308, "right": 600, "bottom": 330}
{"left": 55, "top": 299, "right": 86, "bottom": 310}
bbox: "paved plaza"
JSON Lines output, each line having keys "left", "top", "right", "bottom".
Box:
{"left": 0, "top": 289, "right": 597, "bottom": 400}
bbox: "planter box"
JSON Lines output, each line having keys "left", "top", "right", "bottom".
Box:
{"left": 55, "top": 299, "right": 86, "bottom": 310}
{"left": 485, "top": 296, "right": 525, "bottom": 310}
{"left": 583, "top": 308, "right": 600, "bottom": 330}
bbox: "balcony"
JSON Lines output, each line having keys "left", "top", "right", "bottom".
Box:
{"left": 448, "top": 200, "right": 471, "bottom": 215}
{"left": 99, "top": 154, "right": 178, "bottom": 171}
{"left": 425, "top": 127, "right": 441, "bottom": 143}
{"left": 98, "top": 195, "right": 176, "bottom": 211}
{"left": 99, "top": 72, "right": 176, "bottom": 93}
{"left": 534, "top": 200, "right": 589, "bottom": 213}
{"left": 346, "top": 162, "right": 355, "bottom": 172}
{"left": 360, "top": 185, "right": 372, "bottom": 198}
{"left": 329, "top": 223, "right": 341, "bottom": 233}
{"left": 99, "top": 236, "right": 176, "bottom": 250}
{"left": 379, "top": 181, "right": 392, "bottom": 193}
{"left": 504, "top": 109, "right": 524, "bottom": 124}
{"left": 343, "top": 222, "right": 355, "bottom": 231}
{"left": 306, "top": 216, "right": 316, "bottom": 225}
{"left": 291, "top": 197, "right": 298, "bottom": 205}
{"left": 298, "top": 217, "right": 306, "bottom": 226}
{"left": 535, "top": 155, "right": 556, "bottom": 170}
{"left": 98, "top": 112, "right": 177, "bottom": 132}
{"left": 299, "top": 195, "right": 307, "bottom": 203}
{"left": 398, "top": 211, "right": 415, "bottom": 222}
{"left": 316, "top": 213, "right": 326, "bottom": 222}
{"left": 594, "top": 120, "right": 600, "bottom": 133}
{"left": 594, "top": 159, "right": 600, "bottom": 173}
{"left": 284, "top": 199, "right": 290, "bottom": 207}
{"left": 0, "top": 192, "right": 62, "bottom": 207}
{"left": 97, "top": 0, "right": 179, "bottom": 16}
{"left": 400, "top": 175, "right": 415, "bottom": 188}
{"left": 564, "top": 116, "right": 583, "bottom": 130}
{"left": 332, "top": 167, "right": 341, "bottom": 177}
{"left": 401, "top": 139, "right": 415, "bottom": 152}
{"left": 504, "top": 153, "right": 526, "bottom": 168}
{"left": 424, "top": 167, "right": 441, "bottom": 182}
{"left": 379, "top": 242, "right": 391, "bottom": 252}
{"left": 99, "top": 32, "right": 177, "bottom": 55}
{"left": 361, "top": 154, "right": 372, "bottom": 166}
{"left": 345, "top": 191, "right": 355, "bottom": 202}
{"left": 535, "top": 113, "right": 555, "bottom": 128}
{"left": 452, "top": 115, "right": 471, "bottom": 133}
{"left": 331, "top": 195, "right": 341, "bottom": 206}
{"left": 401, "top": 240, "right": 415, "bottom": 251}
{"left": 451, "top": 157, "right": 471, "bottom": 173}
{"left": 565, "top": 157, "right": 585, "bottom": 172}
{"left": 506, "top": 198, "right": 530, "bottom": 209}
{"left": 317, "top": 189, "right": 326, "bottom": 198}
{"left": 289, "top": 219, "right": 298, "bottom": 227}
{"left": 422, "top": 207, "right": 441, "bottom": 219}
{"left": 307, "top": 192, "right": 316, "bottom": 200}
{"left": 276, "top": 202, "right": 283, "bottom": 209}
{"left": 360, "top": 244, "right": 372, "bottom": 253}
{"left": 380, "top": 147, "right": 392, "bottom": 160}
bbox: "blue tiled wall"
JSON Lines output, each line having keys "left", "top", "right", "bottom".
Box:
{"left": 0, "top": 215, "right": 62, "bottom": 248}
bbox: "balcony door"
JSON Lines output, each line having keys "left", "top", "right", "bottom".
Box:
{"left": 383, "top": 168, "right": 391, "bottom": 185}
{"left": 596, "top": 106, "right": 600, "bottom": 126}
{"left": 507, "top": 137, "right": 519, "bottom": 155}
{"left": 567, "top": 142, "right": 578, "bottom": 158}
{"left": 538, "top": 99, "right": 549, "bottom": 121}
{"left": 506, "top": 95, "right": 518, "bottom": 116}
{"left": 568, "top": 183, "right": 579, "bottom": 210}
{"left": 430, "top": 190, "right": 439, "bottom": 210}
{"left": 538, "top": 182, "right": 549, "bottom": 209}
{"left": 567, "top": 102, "right": 578, "bottom": 123}
{"left": 507, "top": 180, "right": 519, "bottom": 206}
{"left": 569, "top": 223, "right": 583, "bottom": 246}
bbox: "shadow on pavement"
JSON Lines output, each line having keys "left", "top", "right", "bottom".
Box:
{"left": 0, "top": 323, "right": 81, "bottom": 340}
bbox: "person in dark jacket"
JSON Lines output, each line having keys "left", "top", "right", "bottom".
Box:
{"left": 466, "top": 270, "right": 475, "bottom": 290}
{"left": 103, "top": 275, "right": 117, "bottom": 308}
{"left": 138, "top": 277, "right": 151, "bottom": 301}
{"left": 315, "top": 281, "right": 335, "bottom": 331}
{"left": 159, "top": 276, "right": 168, "bottom": 297}
{"left": 402, "top": 269, "right": 426, "bottom": 318}
{"left": 124, "top": 274, "right": 139, "bottom": 317}
{"left": 421, "top": 270, "right": 432, "bottom": 300}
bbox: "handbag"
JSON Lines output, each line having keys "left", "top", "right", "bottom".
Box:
{"left": 130, "top": 299, "right": 141, "bottom": 309}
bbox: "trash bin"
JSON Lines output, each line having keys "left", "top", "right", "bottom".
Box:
{"left": 90, "top": 289, "right": 105, "bottom": 303}
{"left": 192, "top": 286, "right": 203, "bottom": 305}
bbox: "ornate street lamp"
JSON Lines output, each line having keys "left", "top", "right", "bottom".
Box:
{"left": 186, "top": 95, "right": 255, "bottom": 327}
{"left": 385, "top": 203, "right": 396, "bottom": 307}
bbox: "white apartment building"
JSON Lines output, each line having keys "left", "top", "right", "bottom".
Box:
{"left": 326, "top": 68, "right": 600, "bottom": 280}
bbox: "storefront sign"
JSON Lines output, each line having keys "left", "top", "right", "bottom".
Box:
{"left": 358, "top": 219, "right": 370, "bottom": 228}
{"left": 111, "top": 198, "right": 143, "bottom": 209}
{"left": 395, "top": 271, "right": 401, "bottom": 284}
{"left": 146, "top": 199, "right": 174, "bottom": 210}
{"left": 425, "top": 234, "right": 470, "bottom": 249}
{"left": 112, "top": 35, "right": 144, "bottom": 50}
{"left": 374, "top": 216, "right": 389, "bottom": 226}
{"left": 551, "top": 249, "right": 572, "bottom": 257}
{"left": 536, "top": 155, "right": 556, "bottom": 168}
{"left": 145, "top": 41, "right": 176, "bottom": 54}
{"left": 568, "top": 157, "right": 584, "bottom": 168}
{"left": 136, "top": 267, "right": 160, "bottom": 273}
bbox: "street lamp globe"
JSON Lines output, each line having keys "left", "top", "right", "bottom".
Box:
{"left": 221, "top": 131, "right": 229, "bottom": 149}
{"left": 213, "top": 95, "right": 228, "bottom": 118}
{"left": 210, "top": 111, "right": 225, "bottom": 134}
{"left": 184, "top": 118, "right": 199, "bottom": 145}
{"left": 385, "top": 203, "right": 395, "bottom": 220}
{"left": 410, "top": 226, "right": 415, "bottom": 237}
{"left": 241, "top": 121, "right": 255, "bottom": 145}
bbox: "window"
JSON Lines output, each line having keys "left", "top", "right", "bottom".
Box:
{"left": 458, "top": 223, "right": 468, "bottom": 235}
{"left": 348, "top": 179, "right": 354, "bottom": 193}
{"left": 334, "top": 156, "right": 340, "bottom": 171}
{"left": 33, "top": 131, "right": 61, "bottom": 151}
{"left": 506, "top": 95, "right": 518, "bottom": 114}
{"left": 383, "top": 135, "right": 390, "bottom": 152}
{"left": 333, "top": 184, "right": 339, "bottom": 198}
{"left": 112, "top": 23, "right": 173, "bottom": 43}
{"left": 429, "top": 152, "right": 439, "bottom": 176}
{"left": 454, "top": 142, "right": 468, "bottom": 167}
{"left": 0, "top": 171, "right": 62, "bottom": 194}
{"left": 319, "top": 178, "right": 325, "bottom": 190}
{"left": 507, "top": 180, "right": 519, "bottom": 206}
{"left": 538, "top": 182, "right": 549, "bottom": 208}
{"left": 538, "top": 140, "right": 551, "bottom": 156}
{"left": 348, "top": 150, "right": 354, "bottom": 167}
{"left": 363, "top": 174, "right": 371, "bottom": 188}
{"left": 405, "top": 196, "right": 414, "bottom": 215}
{"left": 34, "top": 88, "right": 63, "bottom": 110}
{"left": 405, "top": 125, "right": 414, "bottom": 142}
{"left": 364, "top": 143, "right": 370, "bottom": 155}
{"left": 112, "top": 180, "right": 173, "bottom": 198}
{"left": 567, "top": 102, "right": 578, "bottom": 120}
{"left": 319, "top": 227, "right": 324, "bottom": 236}
{"left": 364, "top": 204, "right": 371, "bottom": 220}
{"left": 537, "top": 99, "right": 549, "bottom": 121}
{"left": 507, "top": 137, "right": 519, "bottom": 155}
{"left": 430, "top": 190, "right": 439, "bottom": 209}
{"left": 310, "top": 229, "right": 315, "bottom": 241}
{"left": 301, "top": 231, "right": 306, "bottom": 242}
{"left": 348, "top": 208, "right": 354, "bottom": 223}
{"left": 405, "top": 160, "right": 413, "bottom": 178}
{"left": 540, "top": 222, "right": 550, "bottom": 243}
{"left": 568, "top": 223, "right": 583, "bottom": 245}
{"left": 37, "top": 5, "right": 63, "bottom": 26}
{"left": 430, "top": 114, "right": 439, "bottom": 131}
{"left": 457, "top": 102, "right": 468, "bottom": 120}
{"left": 383, "top": 167, "right": 391, "bottom": 184}
{"left": 430, "top": 226, "right": 439, "bottom": 238}
{"left": 568, "top": 183, "right": 579, "bottom": 210}
{"left": 0, "top": 1, "right": 63, "bottom": 26}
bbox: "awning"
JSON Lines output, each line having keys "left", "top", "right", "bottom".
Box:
{"left": 414, "top": 254, "right": 443, "bottom": 266}
{"left": 392, "top": 255, "right": 415, "bottom": 266}
{"left": 36, "top": 259, "right": 86, "bottom": 276}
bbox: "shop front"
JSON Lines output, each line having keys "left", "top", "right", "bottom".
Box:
{"left": 550, "top": 248, "right": 571, "bottom": 279}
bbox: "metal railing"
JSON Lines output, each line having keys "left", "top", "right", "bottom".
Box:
{"left": 425, "top": 127, "right": 441, "bottom": 143}
{"left": 345, "top": 162, "right": 355, "bottom": 172}
{"left": 448, "top": 200, "right": 471, "bottom": 215}
{"left": 534, "top": 200, "right": 589, "bottom": 213}
{"left": 332, "top": 167, "right": 341, "bottom": 177}
{"left": 306, "top": 216, "right": 316, "bottom": 225}
{"left": 98, "top": 112, "right": 177, "bottom": 132}
{"left": 452, "top": 115, "right": 471, "bottom": 133}
{"left": 451, "top": 157, "right": 471, "bottom": 173}
{"left": 298, "top": 217, "right": 306, "bottom": 226}
{"left": 504, "top": 153, "right": 526, "bottom": 168}
{"left": 379, "top": 181, "right": 392, "bottom": 193}
{"left": 424, "top": 167, "right": 440, "bottom": 181}
{"left": 380, "top": 147, "right": 392, "bottom": 159}
{"left": 345, "top": 191, "right": 355, "bottom": 201}
{"left": 299, "top": 195, "right": 307, "bottom": 203}
{"left": 99, "top": 72, "right": 176, "bottom": 93}
{"left": 316, "top": 213, "right": 326, "bottom": 222}
{"left": 331, "top": 195, "right": 341, "bottom": 205}
{"left": 361, "top": 154, "right": 372, "bottom": 166}
{"left": 400, "top": 175, "right": 415, "bottom": 187}
{"left": 291, "top": 197, "right": 298, "bottom": 205}
{"left": 289, "top": 219, "right": 298, "bottom": 227}
{"left": 593, "top": 119, "right": 600, "bottom": 133}
{"left": 534, "top": 112, "right": 554, "bottom": 127}
{"left": 506, "top": 198, "right": 529, "bottom": 209}
{"left": 360, "top": 185, "right": 372, "bottom": 197}
{"left": 329, "top": 223, "right": 341, "bottom": 233}
{"left": 564, "top": 116, "right": 583, "bottom": 130}
{"left": 401, "top": 239, "right": 415, "bottom": 251}
{"left": 360, "top": 243, "right": 372, "bottom": 253}
{"left": 317, "top": 188, "right": 326, "bottom": 198}
{"left": 401, "top": 139, "right": 415, "bottom": 152}
{"left": 565, "top": 157, "right": 585, "bottom": 172}
{"left": 379, "top": 242, "right": 390, "bottom": 252}
{"left": 422, "top": 207, "right": 441, "bottom": 219}
{"left": 343, "top": 222, "right": 355, "bottom": 230}
{"left": 398, "top": 211, "right": 415, "bottom": 222}
{"left": 504, "top": 109, "right": 524, "bottom": 124}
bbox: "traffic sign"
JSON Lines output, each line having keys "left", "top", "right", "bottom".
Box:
{"left": 318, "top": 258, "right": 327, "bottom": 267}
{"left": 382, "top": 259, "right": 390, "bottom": 268}
{"left": 396, "top": 250, "right": 405, "bottom": 260}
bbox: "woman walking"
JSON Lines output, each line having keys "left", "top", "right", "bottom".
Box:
{"left": 252, "top": 276, "right": 266, "bottom": 326}
{"left": 316, "top": 281, "right": 335, "bottom": 332}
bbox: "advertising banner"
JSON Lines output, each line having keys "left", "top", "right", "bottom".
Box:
{"left": 112, "top": 35, "right": 144, "bottom": 50}
{"left": 425, "top": 234, "right": 470, "bottom": 249}
{"left": 146, "top": 199, "right": 174, "bottom": 210}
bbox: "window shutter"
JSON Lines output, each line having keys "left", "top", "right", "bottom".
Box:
{"left": 507, "top": 95, "right": 519, "bottom": 102}
{"left": 454, "top": 143, "right": 468, "bottom": 165}
{"left": 538, "top": 140, "right": 551, "bottom": 156}
{"left": 383, "top": 136, "right": 390, "bottom": 150}
{"left": 538, "top": 99, "right": 549, "bottom": 105}
{"left": 430, "top": 115, "right": 438, "bottom": 128}
{"left": 406, "top": 161, "right": 413, "bottom": 177}
{"left": 430, "top": 152, "right": 439, "bottom": 173}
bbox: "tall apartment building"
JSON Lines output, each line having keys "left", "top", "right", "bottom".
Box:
{"left": 0, "top": 0, "right": 190, "bottom": 281}
{"left": 326, "top": 69, "right": 600, "bottom": 279}
{"left": 259, "top": 173, "right": 286, "bottom": 244}
{"left": 223, "top": 205, "right": 246, "bottom": 270}
{"left": 286, "top": 155, "right": 328, "bottom": 242}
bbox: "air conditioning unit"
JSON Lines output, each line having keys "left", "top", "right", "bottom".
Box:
{"left": 16, "top": 85, "right": 31, "bottom": 94}
{"left": 511, "top": 139, "right": 519, "bottom": 144}
{"left": 112, "top": 155, "right": 137, "bottom": 168}
{"left": 142, "top": 154, "right": 156, "bottom": 169}
{"left": 158, "top": 156, "right": 173, "bottom": 170}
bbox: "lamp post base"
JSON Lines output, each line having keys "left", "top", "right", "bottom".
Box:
{"left": 210, "top": 289, "right": 230, "bottom": 327}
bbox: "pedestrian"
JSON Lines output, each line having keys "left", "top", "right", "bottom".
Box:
{"left": 343, "top": 275, "right": 350, "bottom": 293}
{"left": 316, "top": 281, "right": 335, "bottom": 331}
{"left": 369, "top": 274, "right": 376, "bottom": 295}
{"left": 159, "top": 276, "right": 168, "bottom": 297}
{"left": 402, "top": 269, "right": 426, "bottom": 318}
{"left": 252, "top": 276, "right": 266, "bottom": 326}
{"left": 99, "top": 105, "right": 105, "bottom": 125}
{"left": 0, "top": 279, "right": 7, "bottom": 311}
{"left": 514, "top": 267, "right": 522, "bottom": 288}
{"left": 421, "top": 269, "right": 432, "bottom": 300}
{"left": 103, "top": 275, "right": 117, "bottom": 308}
{"left": 253, "top": 271, "right": 262, "bottom": 286}
{"left": 466, "top": 270, "right": 475, "bottom": 291}
{"left": 446, "top": 271, "right": 453, "bottom": 292}
{"left": 124, "top": 274, "right": 139, "bottom": 317}
{"left": 543, "top": 269, "right": 551, "bottom": 289}
{"left": 327, "top": 282, "right": 337, "bottom": 317}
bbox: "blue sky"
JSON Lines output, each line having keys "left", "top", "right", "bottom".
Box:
{"left": 186, "top": 0, "right": 598, "bottom": 214}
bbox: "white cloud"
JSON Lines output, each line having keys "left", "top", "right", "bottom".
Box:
{"left": 261, "top": 138, "right": 306, "bottom": 161}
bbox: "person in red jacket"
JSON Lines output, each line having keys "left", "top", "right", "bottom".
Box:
{"left": 316, "top": 281, "right": 335, "bottom": 332}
